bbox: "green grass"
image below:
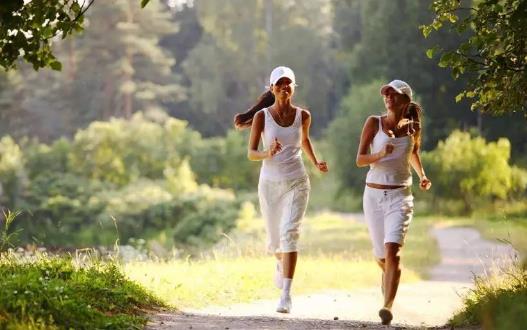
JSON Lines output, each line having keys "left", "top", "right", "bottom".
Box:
{"left": 450, "top": 263, "right": 527, "bottom": 330}
{"left": 420, "top": 214, "right": 527, "bottom": 329}
{"left": 124, "top": 212, "right": 439, "bottom": 309}
{"left": 0, "top": 254, "right": 163, "bottom": 329}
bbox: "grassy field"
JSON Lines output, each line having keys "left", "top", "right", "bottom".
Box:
{"left": 124, "top": 212, "right": 439, "bottom": 309}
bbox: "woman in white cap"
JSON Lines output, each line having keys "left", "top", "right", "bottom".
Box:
{"left": 234, "top": 66, "right": 328, "bottom": 313}
{"left": 356, "top": 79, "right": 431, "bottom": 325}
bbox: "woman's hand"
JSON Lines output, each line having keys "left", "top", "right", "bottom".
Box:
{"left": 379, "top": 143, "right": 394, "bottom": 158}
{"left": 315, "top": 161, "right": 328, "bottom": 173}
{"left": 419, "top": 175, "right": 432, "bottom": 191}
{"left": 268, "top": 138, "right": 282, "bottom": 157}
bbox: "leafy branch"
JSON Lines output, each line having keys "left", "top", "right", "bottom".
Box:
{"left": 421, "top": 0, "right": 527, "bottom": 115}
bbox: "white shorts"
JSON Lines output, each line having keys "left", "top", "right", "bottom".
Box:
{"left": 363, "top": 185, "right": 414, "bottom": 259}
{"left": 258, "top": 175, "right": 310, "bottom": 254}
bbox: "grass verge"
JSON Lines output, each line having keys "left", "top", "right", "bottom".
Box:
{"left": 450, "top": 263, "right": 527, "bottom": 330}
{"left": 0, "top": 254, "right": 163, "bottom": 329}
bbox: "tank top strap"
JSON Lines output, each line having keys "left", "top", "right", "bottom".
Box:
{"left": 294, "top": 107, "right": 302, "bottom": 127}
{"left": 262, "top": 107, "right": 271, "bottom": 125}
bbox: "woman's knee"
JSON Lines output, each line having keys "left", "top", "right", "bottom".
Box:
{"left": 384, "top": 243, "right": 401, "bottom": 263}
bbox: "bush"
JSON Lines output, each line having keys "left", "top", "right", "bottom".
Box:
{"left": 68, "top": 113, "right": 199, "bottom": 186}
{"left": 423, "top": 131, "right": 527, "bottom": 213}
{"left": 15, "top": 172, "right": 109, "bottom": 246}
{"left": 190, "top": 129, "right": 259, "bottom": 190}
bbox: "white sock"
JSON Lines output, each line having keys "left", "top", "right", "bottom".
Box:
{"left": 282, "top": 278, "right": 292, "bottom": 297}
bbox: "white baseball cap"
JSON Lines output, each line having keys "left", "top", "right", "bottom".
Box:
{"left": 380, "top": 80, "right": 413, "bottom": 100}
{"left": 269, "top": 66, "right": 296, "bottom": 86}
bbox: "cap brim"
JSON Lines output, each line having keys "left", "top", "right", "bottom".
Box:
{"left": 380, "top": 85, "right": 402, "bottom": 96}
{"left": 271, "top": 75, "right": 295, "bottom": 86}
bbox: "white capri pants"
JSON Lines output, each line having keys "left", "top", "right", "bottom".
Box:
{"left": 258, "top": 175, "right": 310, "bottom": 254}
{"left": 363, "top": 185, "right": 414, "bottom": 259}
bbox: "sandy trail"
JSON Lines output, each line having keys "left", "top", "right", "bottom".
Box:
{"left": 146, "top": 222, "right": 517, "bottom": 329}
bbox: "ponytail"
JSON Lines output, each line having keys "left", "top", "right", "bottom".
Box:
{"left": 234, "top": 90, "right": 275, "bottom": 129}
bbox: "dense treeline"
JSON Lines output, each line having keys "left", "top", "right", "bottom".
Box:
{"left": 0, "top": 0, "right": 526, "bottom": 249}
{"left": 1, "top": 0, "right": 526, "bottom": 154}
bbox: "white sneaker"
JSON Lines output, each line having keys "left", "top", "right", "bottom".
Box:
{"left": 276, "top": 295, "right": 292, "bottom": 313}
{"left": 274, "top": 261, "right": 283, "bottom": 289}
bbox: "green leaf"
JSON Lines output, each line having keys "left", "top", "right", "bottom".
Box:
{"left": 426, "top": 48, "right": 433, "bottom": 59}
{"left": 49, "top": 60, "right": 62, "bottom": 71}
{"left": 141, "top": 0, "right": 150, "bottom": 8}
{"left": 438, "top": 53, "right": 452, "bottom": 68}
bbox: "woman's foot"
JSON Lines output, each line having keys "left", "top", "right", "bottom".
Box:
{"left": 378, "top": 307, "right": 393, "bottom": 325}
{"left": 276, "top": 295, "right": 292, "bottom": 313}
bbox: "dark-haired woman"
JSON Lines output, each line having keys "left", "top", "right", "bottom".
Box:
{"left": 234, "top": 66, "right": 328, "bottom": 313}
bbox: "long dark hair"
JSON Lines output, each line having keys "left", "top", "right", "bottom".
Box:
{"left": 234, "top": 90, "right": 275, "bottom": 129}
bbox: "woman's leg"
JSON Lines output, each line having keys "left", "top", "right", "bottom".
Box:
{"left": 282, "top": 251, "right": 297, "bottom": 278}
{"left": 259, "top": 179, "right": 284, "bottom": 289}
{"left": 383, "top": 242, "right": 401, "bottom": 308}
{"left": 276, "top": 177, "right": 309, "bottom": 313}
{"left": 376, "top": 258, "right": 386, "bottom": 295}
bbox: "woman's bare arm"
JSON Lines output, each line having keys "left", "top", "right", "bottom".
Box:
{"left": 356, "top": 116, "right": 391, "bottom": 167}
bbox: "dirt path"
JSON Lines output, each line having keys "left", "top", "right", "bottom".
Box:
{"left": 146, "top": 222, "right": 516, "bottom": 329}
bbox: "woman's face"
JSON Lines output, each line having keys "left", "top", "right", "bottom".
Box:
{"left": 271, "top": 77, "right": 295, "bottom": 101}
{"left": 383, "top": 88, "right": 409, "bottom": 112}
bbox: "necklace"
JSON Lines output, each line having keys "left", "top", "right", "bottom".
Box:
{"left": 273, "top": 106, "right": 294, "bottom": 126}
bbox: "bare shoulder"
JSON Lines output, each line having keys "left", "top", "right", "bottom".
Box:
{"left": 252, "top": 109, "right": 266, "bottom": 129}
{"left": 361, "top": 115, "right": 380, "bottom": 136}
{"left": 300, "top": 108, "right": 311, "bottom": 122}
{"left": 365, "top": 115, "right": 379, "bottom": 128}
{"left": 254, "top": 109, "right": 265, "bottom": 121}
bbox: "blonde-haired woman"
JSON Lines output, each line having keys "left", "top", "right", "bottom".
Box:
{"left": 356, "top": 80, "right": 431, "bottom": 325}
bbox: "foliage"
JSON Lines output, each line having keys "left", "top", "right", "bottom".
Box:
{"left": 0, "top": 255, "right": 163, "bottom": 329}
{"left": 423, "top": 130, "right": 527, "bottom": 212}
{"left": 190, "top": 129, "right": 259, "bottom": 190}
{"left": 422, "top": 0, "right": 527, "bottom": 115}
{"left": 0, "top": 114, "right": 243, "bottom": 249}
{"left": 68, "top": 113, "right": 197, "bottom": 186}
{"left": 0, "top": 209, "right": 22, "bottom": 253}
{"left": 0, "top": 136, "right": 26, "bottom": 206}
{"left": 183, "top": 0, "right": 336, "bottom": 135}
{"left": 0, "top": 0, "right": 93, "bottom": 70}
{"left": 343, "top": 0, "right": 475, "bottom": 150}
{"left": 325, "top": 80, "right": 384, "bottom": 193}
{"left": 19, "top": 172, "right": 110, "bottom": 246}
{"left": 450, "top": 263, "right": 527, "bottom": 330}
{"left": 0, "top": 0, "right": 159, "bottom": 71}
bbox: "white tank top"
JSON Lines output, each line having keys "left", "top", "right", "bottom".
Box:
{"left": 260, "top": 107, "right": 306, "bottom": 181}
{"left": 366, "top": 116, "right": 414, "bottom": 186}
